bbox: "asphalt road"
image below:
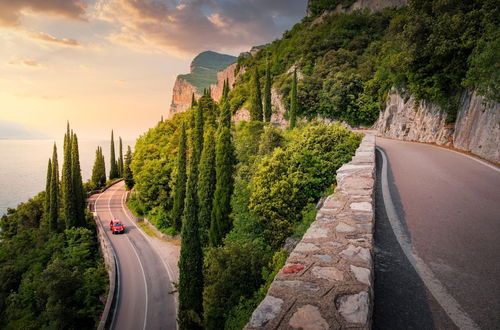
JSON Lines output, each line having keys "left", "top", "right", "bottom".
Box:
{"left": 373, "top": 138, "right": 500, "bottom": 330}
{"left": 91, "top": 181, "right": 177, "bottom": 330}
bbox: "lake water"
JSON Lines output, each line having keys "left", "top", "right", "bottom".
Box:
{"left": 0, "top": 139, "right": 135, "bottom": 216}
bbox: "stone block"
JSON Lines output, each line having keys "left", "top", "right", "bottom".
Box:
{"left": 289, "top": 305, "right": 329, "bottom": 330}
{"left": 337, "top": 291, "right": 370, "bottom": 325}
{"left": 340, "top": 245, "right": 372, "bottom": 266}
{"left": 249, "top": 295, "right": 284, "bottom": 327}
{"left": 312, "top": 266, "right": 344, "bottom": 281}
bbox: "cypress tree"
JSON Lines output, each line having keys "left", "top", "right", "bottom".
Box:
{"left": 194, "top": 97, "right": 204, "bottom": 162}
{"left": 61, "top": 127, "right": 76, "bottom": 229}
{"left": 71, "top": 134, "right": 85, "bottom": 227}
{"left": 48, "top": 143, "right": 60, "bottom": 232}
{"left": 124, "top": 146, "right": 135, "bottom": 190}
{"left": 250, "top": 67, "right": 263, "bottom": 121}
{"left": 118, "top": 137, "right": 124, "bottom": 177}
{"left": 91, "top": 147, "right": 102, "bottom": 189}
{"left": 178, "top": 122, "right": 204, "bottom": 330}
{"left": 172, "top": 122, "right": 187, "bottom": 232}
{"left": 99, "top": 147, "right": 106, "bottom": 187}
{"left": 264, "top": 60, "right": 272, "bottom": 122}
{"left": 221, "top": 79, "right": 230, "bottom": 104}
{"left": 191, "top": 93, "right": 197, "bottom": 108}
{"left": 44, "top": 158, "right": 52, "bottom": 221}
{"left": 109, "top": 130, "right": 119, "bottom": 179}
{"left": 209, "top": 103, "right": 235, "bottom": 246}
{"left": 289, "top": 68, "right": 298, "bottom": 129}
{"left": 197, "top": 126, "right": 216, "bottom": 246}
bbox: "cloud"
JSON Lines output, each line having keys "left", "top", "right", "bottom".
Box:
{"left": 0, "top": 0, "right": 87, "bottom": 27}
{"left": 95, "top": 0, "right": 307, "bottom": 55}
{"left": 7, "top": 56, "right": 44, "bottom": 69}
{"left": 28, "top": 31, "right": 82, "bottom": 47}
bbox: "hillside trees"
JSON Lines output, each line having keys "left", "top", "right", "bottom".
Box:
{"left": 123, "top": 146, "right": 135, "bottom": 190}
{"left": 250, "top": 67, "right": 263, "bottom": 121}
{"left": 172, "top": 122, "right": 187, "bottom": 232}
{"left": 289, "top": 69, "right": 298, "bottom": 128}
{"left": 109, "top": 130, "right": 119, "bottom": 180}
{"left": 264, "top": 61, "right": 272, "bottom": 122}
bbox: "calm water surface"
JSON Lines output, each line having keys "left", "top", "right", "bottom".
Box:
{"left": 0, "top": 139, "right": 135, "bottom": 216}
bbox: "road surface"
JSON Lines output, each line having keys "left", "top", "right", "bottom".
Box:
{"left": 90, "top": 181, "right": 177, "bottom": 330}
{"left": 373, "top": 138, "right": 500, "bottom": 330}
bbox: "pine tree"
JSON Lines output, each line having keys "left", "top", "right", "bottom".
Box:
{"left": 178, "top": 121, "right": 204, "bottom": 330}
{"left": 209, "top": 103, "right": 235, "bottom": 246}
{"left": 71, "top": 133, "right": 85, "bottom": 227}
{"left": 109, "top": 130, "right": 119, "bottom": 179}
{"left": 250, "top": 67, "right": 263, "bottom": 121}
{"left": 264, "top": 60, "right": 272, "bottom": 122}
{"left": 289, "top": 68, "right": 298, "bottom": 129}
{"left": 197, "top": 126, "right": 216, "bottom": 246}
{"left": 123, "top": 146, "right": 135, "bottom": 190}
{"left": 44, "top": 158, "right": 52, "bottom": 221}
{"left": 172, "top": 122, "right": 187, "bottom": 232}
{"left": 191, "top": 93, "right": 197, "bottom": 108}
{"left": 48, "top": 143, "right": 60, "bottom": 232}
{"left": 61, "top": 127, "right": 76, "bottom": 229}
{"left": 118, "top": 137, "right": 124, "bottom": 177}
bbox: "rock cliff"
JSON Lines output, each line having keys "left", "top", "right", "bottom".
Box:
{"left": 375, "top": 89, "right": 500, "bottom": 164}
{"left": 168, "top": 51, "right": 236, "bottom": 119}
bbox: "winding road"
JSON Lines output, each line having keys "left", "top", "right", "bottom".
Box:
{"left": 373, "top": 138, "right": 500, "bottom": 330}
{"left": 89, "top": 181, "right": 177, "bottom": 330}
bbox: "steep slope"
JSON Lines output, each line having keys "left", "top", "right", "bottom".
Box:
{"left": 168, "top": 51, "right": 236, "bottom": 119}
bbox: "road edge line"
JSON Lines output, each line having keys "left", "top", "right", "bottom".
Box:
{"left": 376, "top": 146, "right": 480, "bottom": 330}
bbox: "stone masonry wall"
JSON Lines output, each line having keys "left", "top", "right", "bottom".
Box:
{"left": 245, "top": 131, "right": 376, "bottom": 330}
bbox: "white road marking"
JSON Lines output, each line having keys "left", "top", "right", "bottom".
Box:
{"left": 107, "top": 186, "right": 149, "bottom": 330}
{"left": 377, "top": 146, "right": 480, "bottom": 330}
{"left": 118, "top": 185, "right": 179, "bottom": 327}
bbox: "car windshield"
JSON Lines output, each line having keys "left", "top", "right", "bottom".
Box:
{"left": 113, "top": 222, "right": 123, "bottom": 227}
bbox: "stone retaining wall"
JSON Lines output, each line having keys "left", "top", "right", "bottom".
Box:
{"left": 245, "top": 131, "right": 376, "bottom": 330}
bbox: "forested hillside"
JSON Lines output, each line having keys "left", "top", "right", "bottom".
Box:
{"left": 228, "top": 0, "right": 498, "bottom": 124}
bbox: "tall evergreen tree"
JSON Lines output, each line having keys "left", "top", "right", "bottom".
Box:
{"left": 123, "top": 146, "right": 135, "bottom": 190}
{"left": 209, "top": 104, "right": 235, "bottom": 246}
{"left": 48, "top": 143, "right": 60, "bottom": 232}
{"left": 118, "top": 137, "right": 124, "bottom": 177}
{"left": 172, "top": 122, "right": 187, "bottom": 232}
{"left": 289, "top": 68, "right": 298, "bottom": 129}
{"left": 99, "top": 147, "right": 106, "bottom": 186}
{"left": 178, "top": 122, "right": 204, "bottom": 330}
{"left": 197, "top": 126, "right": 216, "bottom": 246}
{"left": 61, "top": 128, "right": 76, "bottom": 229}
{"left": 264, "top": 60, "right": 272, "bottom": 122}
{"left": 109, "top": 130, "right": 119, "bottom": 179}
{"left": 44, "top": 158, "right": 52, "bottom": 221}
{"left": 250, "top": 67, "right": 263, "bottom": 121}
{"left": 71, "top": 134, "right": 85, "bottom": 227}
{"left": 194, "top": 97, "right": 204, "bottom": 162}
{"left": 191, "top": 93, "right": 197, "bottom": 108}
{"left": 221, "top": 78, "right": 230, "bottom": 104}
{"left": 91, "top": 147, "right": 103, "bottom": 189}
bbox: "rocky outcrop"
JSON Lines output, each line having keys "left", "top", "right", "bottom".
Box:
{"left": 168, "top": 51, "right": 236, "bottom": 119}
{"left": 375, "top": 89, "right": 500, "bottom": 164}
{"left": 210, "top": 63, "right": 240, "bottom": 102}
{"left": 270, "top": 88, "right": 288, "bottom": 129}
{"left": 246, "top": 132, "right": 376, "bottom": 330}
{"left": 168, "top": 77, "right": 200, "bottom": 119}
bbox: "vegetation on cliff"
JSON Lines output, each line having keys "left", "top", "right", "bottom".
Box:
{"left": 228, "top": 0, "right": 498, "bottom": 125}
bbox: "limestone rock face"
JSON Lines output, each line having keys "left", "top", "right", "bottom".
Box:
{"left": 168, "top": 77, "right": 199, "bottom": 119}
{"left": 375, "top": 89, "right": 500, "bottom": 163}
{"left": 209, "top": 63, "right": 240, "bottom": 102}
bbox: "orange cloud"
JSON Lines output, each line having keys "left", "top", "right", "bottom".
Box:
{"left": 28, "top": 31, "right": 81, "bottom": 47}
{"left": 0, "top": 0, "right": 87, "bottom": 27}
{"left": 7, "top": 56, "right": 44, "bottom": 69}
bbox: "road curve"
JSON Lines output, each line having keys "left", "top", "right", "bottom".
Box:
{"left": 373, "top": 138, "right": 500, "bottom": 330}
{"left": 91, "top": 181, "right": 177, "bottom": 330}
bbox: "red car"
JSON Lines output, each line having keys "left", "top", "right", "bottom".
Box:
{"left": 110, "top": 219, "right": 125, "bottom": 234}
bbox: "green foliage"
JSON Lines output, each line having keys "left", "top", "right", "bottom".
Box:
{"left": 308, "top": 0, "right": 357, "bottom": 16}
{"left": 264, "top": 61, "right": 272, "bottom": 122}
{"left": 209, "top": 123, "right": 235, "bottom": 247}
{"left": 203, "top": 240, "right": 271, "bottom": 330}
{"left": 178, "top": 122, "right": 204, "bottom": 330}
{"left": 91, "top": 147, "right": 106, "bottom": 190}
{"left": 61, "top": 126, "right": 75, "bottom": 229}
{"left": 250, "top": 123, "right": 360, "bottom": 247}
{"left": 0, "top": 195, "right": 106, "bottom": 329}
{"left": 250, "top": 67, "right": 263, "bottom": 121}
{"left": 71, "top": 134, "right": 85, "bottom": 228}
{"left": 172, "top": 123, "right": 187, "bottom": 232}
{"left": 118, "top": 137, "right": 124, "bottom": 177}
{"left": 123, "top": 146, "right": 135, "bottom": 190}
{"left": 197, "top": 126, "right": 216, "bottom": 246}
{"left": 109, "top": 130, "right": 119, "bottom": 180}
{"left": 289, "top": 69, "right": 298, "bottom": 128}
{"left": 48, "top": 143, "right": 60, "bottom": 232}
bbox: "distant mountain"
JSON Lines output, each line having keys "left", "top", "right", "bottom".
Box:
{"left": 0, "top": 120, "right": 48, "bottom": 139}
{"left": 168, "top": 51, "right": 237, "bottom": 119}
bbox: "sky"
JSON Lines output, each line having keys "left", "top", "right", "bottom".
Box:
{"left": 0, "top": 0, "right": 307, "bottom": 140}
